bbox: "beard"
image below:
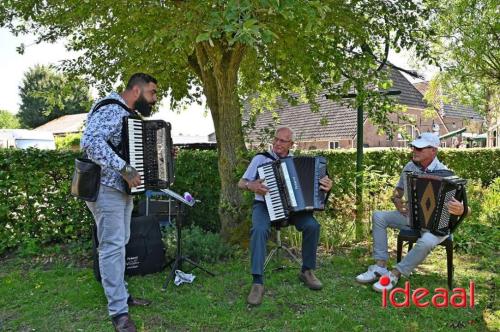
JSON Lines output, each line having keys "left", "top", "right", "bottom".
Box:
{"left": 134, "top": 94, "right": 154, "bottom": 117}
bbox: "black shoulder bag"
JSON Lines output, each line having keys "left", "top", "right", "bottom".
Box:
{"left": 71, "top": 99, "right": 135, "bottom": 202}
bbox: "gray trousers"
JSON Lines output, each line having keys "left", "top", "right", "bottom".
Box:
{"left": 372, "top": 210, "right": 448, "bottom": 277}
{"left": 86, "top": 185, "right": 134, "bottom": 317}
{"left": 250, "top": 201, "right": 320, "bottom": 277}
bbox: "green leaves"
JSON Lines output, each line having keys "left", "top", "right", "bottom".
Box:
{"left": 1, "top": 0, "right": 439, "bottom": 136}
{"left": 1, "top": 147, "right": 498, "bottom": 255}
{"left": 195, "top": 32, "right": 211, "bottom": 43}
{"left": 17, "top": 65, "right": 92, "bottom": 129}
{"left": 426, "top": 0, "right": 499, "bottom": 117}
{"left": 0, "top": 148, "right": 93, "bottom": 254}
{"left": 0, "top": 0, "right": 434, "bottom": 105}
{"left": 0, "top": 110, "right": 21, "bottom": 129}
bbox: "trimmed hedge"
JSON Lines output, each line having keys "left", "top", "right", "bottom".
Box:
{"left": 172, "top": 150, "right": 221, "bottom": 232}
{"left": 0, "top": 147, "right": 498, "bottom": 255}
{"left": 312, "top": 147, "right": 500, "bottom": 191}
{"left": 0, "top": 149, "right": 92, "bottom": 253}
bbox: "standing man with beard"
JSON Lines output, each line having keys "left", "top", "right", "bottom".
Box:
{"left": 81, "top": 73, "right": 157, "bottom": 332}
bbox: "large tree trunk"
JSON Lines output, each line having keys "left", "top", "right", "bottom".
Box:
{"left": 189, "top": 41, "right": 248, "bottom": 242}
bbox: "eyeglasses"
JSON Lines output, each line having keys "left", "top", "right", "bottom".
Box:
{"left": 412, "top": 146, "right": 432, "bottom": 151}
{"left": 274, "top": 137, "right": 292, "bottom": 144}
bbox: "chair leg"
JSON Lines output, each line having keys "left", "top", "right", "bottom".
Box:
{"left": 446, "top": 241, "right": 453, "bottom": 289}
{"left": 264, "top": 247, "right": 279, "bottom": 271}
{"left": 264, "top": 229, "right": 302, "bottom": 271}
{"left": 397, "top": 237, "right": 403, "bottom": 263}
{"left": 281, "top": 244, "right": 302, "bottom": 266}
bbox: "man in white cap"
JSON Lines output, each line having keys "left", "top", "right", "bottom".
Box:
{"left": 355, "top": 132, "right": 468, "bottom": 292}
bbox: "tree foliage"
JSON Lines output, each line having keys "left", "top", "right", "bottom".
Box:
{"left": 0, "top": 110, "right": 20, "bottom": 129}
{"left": 17, "top": 65, "right": 93, "bottom": 128}
{"left": 426, "top": 0, "right": 499, "bottom": 119}
{"left": 0, "top": 0, "right": 435, "bottom": 240}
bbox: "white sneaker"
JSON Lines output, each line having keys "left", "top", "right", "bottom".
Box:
{"left": 355, "top": 264, "right": 389, "bottom": 284}
{"left": 372, "top": 272, "right": 399, "bottom": 293}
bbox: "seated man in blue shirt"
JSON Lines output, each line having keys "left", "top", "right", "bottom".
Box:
{"left": 355, "top": 132, "right": 469, "bottom": 292}
{"left": 238, "top": 126, "right": 333, "bottom": 305}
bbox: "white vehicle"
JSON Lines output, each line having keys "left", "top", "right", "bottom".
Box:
{"left": 0, "top": 129, "right": 56, "bottom": 150}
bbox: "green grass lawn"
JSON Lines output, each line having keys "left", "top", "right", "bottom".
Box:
{"left": 0, "top": 240, "right": 498, "bottom": 332}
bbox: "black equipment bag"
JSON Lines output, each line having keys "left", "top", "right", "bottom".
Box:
{"left": 93, "top": 215, "right": 167, "bottom": 282}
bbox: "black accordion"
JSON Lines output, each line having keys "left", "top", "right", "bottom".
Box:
{"left": 405, "top": 170, "right": 468, "bottom": 236}
{"left": 121, "top": 117, "right": 175, "bottom": 194}
{"left": 257, "top": 156, "right": 328, "bottom": 223}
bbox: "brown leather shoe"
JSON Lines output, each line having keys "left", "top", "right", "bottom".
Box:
{"left": 127, "top": 296, "right": 151, "bottom": 307}
{"left": 112, "top": 314, "right": 137, "bottom": 332}
{"left": 299, "top": 270, "right": 323, "bottom": 290}
{"left": 247, "top": 283, "right": 264, "bottom": 305}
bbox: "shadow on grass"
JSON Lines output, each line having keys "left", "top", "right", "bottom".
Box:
{"left": 0, "top": 240, "right": 498, "bottom": 331}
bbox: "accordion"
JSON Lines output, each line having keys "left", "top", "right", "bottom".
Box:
{"left": 257, "top": 156, "right": 328, "bottom": 223}
{"left": 122, "top": 117, "right": 175, "bottom": 194}
{"left": 405, "top": 170, "right": 468, "bottom": 236}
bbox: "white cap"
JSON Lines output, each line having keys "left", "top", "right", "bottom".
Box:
{"left": 411, "top": 132, "right": 440, "bottom": 148}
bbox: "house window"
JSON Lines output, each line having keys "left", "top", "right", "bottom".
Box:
{"left": 329, "top": 141, "right": 339, "bottom": 149}
{"left": 398, "top": 125, "right": 416, "bottom": 143}
{"left": 385, "top": 129, "right": 393, "bottom": 141}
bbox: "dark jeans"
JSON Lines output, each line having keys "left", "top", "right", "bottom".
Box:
{"left": 250, "top": 201, "right": 320, "bottom": 277}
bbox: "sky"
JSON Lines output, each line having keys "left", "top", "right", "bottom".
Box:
{"left": 0, "top": 28, "right": 215, "bottom": 136}
{"left": 0, "top": 27, "right": 435, "bottom": 136}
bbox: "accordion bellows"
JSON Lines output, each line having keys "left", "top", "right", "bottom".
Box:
{"left": 257, "top": 156, "right": 328, "bottom": 223}
{"left": 122, "top": 117, "right": 175, "bottom": 194}
{"left": 405, "top": 170, "right": 468, "bottom": 236}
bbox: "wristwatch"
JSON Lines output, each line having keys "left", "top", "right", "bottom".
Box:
{"left": 121, "top": 164, "right": 134, "bottom": 176}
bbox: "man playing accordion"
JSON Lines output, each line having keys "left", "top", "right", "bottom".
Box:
{"left": 82, "top": 73, "right": 158, "bottom": 332}
{"left": 238, "top": 126, "right": 333, "bottom": 306}
{"left": 355, "top": 132, "right": 470, "bottom": 292}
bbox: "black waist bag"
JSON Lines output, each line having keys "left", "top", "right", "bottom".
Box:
{"left": 71, "top": 158, "right": 101, "bottom": 202}
{"left": 93, "top": 215, "right": 167, "bottom": 282}
{"left": 72, "top": 98, "right": 134, "bottom": 202}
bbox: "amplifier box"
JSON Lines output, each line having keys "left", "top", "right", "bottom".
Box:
{"left": 137, "top": 198, "right": 178, "bottom": 220}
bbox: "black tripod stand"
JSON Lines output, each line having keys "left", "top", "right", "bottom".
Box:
{"left": 160, "top": 189, "right": 214, "bottom": 289}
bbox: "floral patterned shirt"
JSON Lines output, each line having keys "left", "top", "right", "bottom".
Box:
{"left": 81, "top": 92, "right": 130, "bottom": 193}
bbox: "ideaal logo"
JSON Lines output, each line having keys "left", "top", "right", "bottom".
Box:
{"left": 379, "top": 276, "right": 475, "bottom": 308}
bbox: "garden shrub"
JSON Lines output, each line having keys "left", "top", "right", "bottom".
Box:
{"left": 162, "top": 225, "right": 234, "bottom": 263}
{"left": 453, "top": 178, "right": 500, "bottom": 255}
{"left": 55, "top": 133, "right": 82, "bottom": 151}
{"left": 0, "top": 148, "right": 92, "bottom": 255}
{"left": 0, "top": 147, "right": 498, "bottom": 255}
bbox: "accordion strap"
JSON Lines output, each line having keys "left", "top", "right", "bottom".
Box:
{"left": 457, "top": 188, "right": 468, "bottom": 221}
{"left": 83, "top": 98, "right": 134, "bottom": 158}
{"left": 254, "top": 151, "right": 277, "bottom": 180}
{"left": 256, "top": 151, "right": 277, "bottom": 161}
{"left": 91, "top": 99, "right": 136, "bottom": 117}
